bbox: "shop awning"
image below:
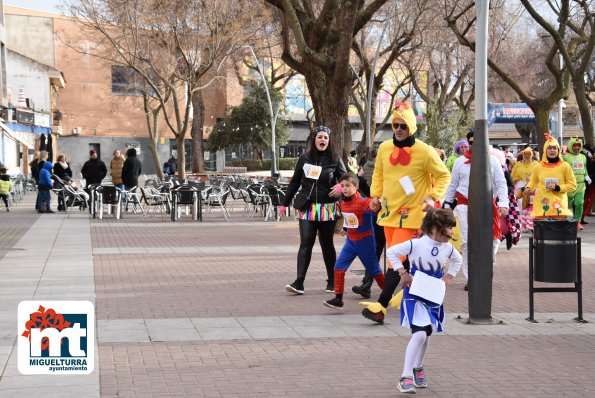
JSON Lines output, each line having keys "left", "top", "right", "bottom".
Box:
{"left": 0, "top": 121, "right": 34, "bottom": 149}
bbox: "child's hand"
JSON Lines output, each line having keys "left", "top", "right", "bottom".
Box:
{"left": 443, "top": 274, "right": 454, "bottom": 284}
{"left": 369, "top": 200, "right": 379, "bottom": 212}
{"left": 399, "top": 270, "right": 412, "bottom": 288}
{"left": 341, "top": 230, "right": 346, "bottom": 236}
{"left": 370, "top": 197, "right": 381, "bottom": 210}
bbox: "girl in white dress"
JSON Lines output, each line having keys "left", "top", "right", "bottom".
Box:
{"left": 387, "top": 208, "right": 462, "bottom": 394}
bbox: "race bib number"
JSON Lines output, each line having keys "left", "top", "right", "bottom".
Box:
{"left": 343, "top": 212, "right": 359, "bottom": 228}
{"left": 545, "top": 177, "right": 559, "bottom": 186}
{"left": 303, "top": 163, "right": 322, "bottom": 180}
{"left": 572, "top": 161, "right": 584, "bottom": 171}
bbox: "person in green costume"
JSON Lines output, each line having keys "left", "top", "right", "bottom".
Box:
{"left": 563, "top": 137, "right": 590, "bottom": 230}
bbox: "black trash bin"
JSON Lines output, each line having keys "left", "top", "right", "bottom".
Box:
{"left": 533, "top": 219, "right": 578, "bottom": 283}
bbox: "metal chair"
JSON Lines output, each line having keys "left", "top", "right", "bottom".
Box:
{"left": 206, "top": 189, "right": 231, "bottom": 221}
{"left": 97, "top": 185, "right": 122, "bottom": 219}
{"left": 171, "top": 185, "right": 200, "bottom": 221}
{"left": 139, "top": 187, "right": 170, "bottom": 220}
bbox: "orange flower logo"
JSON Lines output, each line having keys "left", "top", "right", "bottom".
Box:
{"left": 21, "top": 306, "right": 72, "bottom": 350}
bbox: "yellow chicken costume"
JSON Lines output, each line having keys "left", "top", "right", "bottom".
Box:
{"left": 360, "top": 102, "right": 451, "bottom": 325}
{"left": 526, "top": 133, "right": 577, "bottom": 218}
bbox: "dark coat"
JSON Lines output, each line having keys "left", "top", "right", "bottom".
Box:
{"left": 81, "top": 158, "right": 107, "bottom": 187}
{"left": 122, "top": 153, "right": 142, "bottom": 188}
{"left": 53, "top": 162, "right": 73, "bottom": 182}
{"left": 282, "top": 151, "right": 346, "bottom": 207}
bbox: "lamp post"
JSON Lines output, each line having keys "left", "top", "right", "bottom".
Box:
{"left": 468, "top": 0, "right": 494, "bottom": 324}
{"left": 558, "top": 51, "right": 565, "bottom": 145}
{"left": 243, "top": 45, "right": 280, "bottom": 176}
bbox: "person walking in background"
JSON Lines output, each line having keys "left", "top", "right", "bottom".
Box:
{"left": 278, "top": 125, "right": 346, "bottom": 295}
{"left": 581, "top": 144, "right": 595, "bottom": 222}
{"left": 110, "top": 149, "right": 125, "bottom": 189}
{"left": 563, "top": 137, "right": 589, "bottom": 230}
{"left": 122, "top": 148, "right": 142, "bottom": 190}
{"left": 81, "top": 150, "right": 107, "bottom": 189}
{"left": 347, "top": 150, "right": 359, "bottom": 173}
{"left": 512, "top": 146, "right": 538, "bottom": 232}
{"left": 524, "top": 133, "right": 576, "bottom": 220}
{"left": 390, "top": 208, "right": 461, "bottom": 394}
{"left": 0, "top": 167, "right": 13, "bottom": 211}
{"left": 443, "top": 130, "right": 508, "bottom": 290}
{"left": 53, "top": 154, "right": 73, "bottom": 211}
{"left": 323, "top": 172, "right": 383, "bottom": 310}
{"left": 37, "top": 162, "right": 55, "bottom": 213}
{"left": 32, "top": 150, "right": 49, "bottom": 212}
{"left": 166, "top": 155, "right": 177, "bottom": 177}
{"left": 445, "top": 139, "right": 469, "bottom": 172}
{"left": 360, "top": 102, "right": 450, "bottom": 324}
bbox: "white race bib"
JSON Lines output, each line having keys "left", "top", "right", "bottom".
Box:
{"left": 303, "top": 163, "right": 322, "bottom": 180}
{"left": 572, "top": 161, "right": 584, "bottom": 170}
{"left": 342, "top": 212, "right": 359, "bottom": 229}
{"left": 399, "top": 175, "right": 415, "bottom": 196}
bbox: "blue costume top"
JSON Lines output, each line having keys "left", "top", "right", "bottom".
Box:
{"left": 386, "top": 235, "right": 462, "bottom": 332}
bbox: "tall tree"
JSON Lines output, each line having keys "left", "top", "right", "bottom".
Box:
{"left": 446, "top": 0, "right": 590, "bottom": 151}
{"left": 66, "top": 0, "right": 266, "bottom": 179}
{"left": 263, "top": 0, "right": 391, "bottom": 160}
{"left": 520, "top": 0, "right": 594, "bottom": 146}
{"left": 208, "top": 82, "right": 290, "bottom": 159}
{"left": 350, "top": 0, "right": 428, "bottom": 158}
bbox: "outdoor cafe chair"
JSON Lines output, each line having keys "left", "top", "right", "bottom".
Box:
{"left": 139, "top": 187, "right": 170, "bottom": 221}
{"left": 96, "top": 185, "right": 122, "bottom": 219}
{"left": 246, "top": 184, "right": 272, "bottom": 220}
{"left": 206, "top": 189, "right": 231, "bottom": 221}
{"left": 264, "top": 184, "right": 286, "bottom": 221}
{"left": 171, "top": 185, "right": 201, "bottom": 221}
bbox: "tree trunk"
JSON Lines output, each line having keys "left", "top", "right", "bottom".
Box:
{"left": 143, "top": 101, "right": 164, "bottom": 180}
{"left": 572, "top": 77, "right": 594, "bottom": 147}
{"left": 175, "top": 136, "right": 186, "bottom": 181}
{"left": 355, "top": 86, "right": 379, "bottom": 158}
{"left": 533, "top": 104, "right": 551, "bottom": 154}
{"left": 305, "top": 71, "right": 351, "bottom": 161}
{"left": 191, "top": 90, "right": 206, "bottom": 174}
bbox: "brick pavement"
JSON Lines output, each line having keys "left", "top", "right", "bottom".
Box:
{"left": 1, "top": 195, "right": 595, "bottom": 397}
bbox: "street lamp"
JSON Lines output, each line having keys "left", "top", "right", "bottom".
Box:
{"left": 243, "top": 45, "right": 281, "bottom": 176}
{"left": 467, "top": 0, "right": 494, "bottom": 323}
{"left": 557, "top": 51, "right": 565, "bottom": 145}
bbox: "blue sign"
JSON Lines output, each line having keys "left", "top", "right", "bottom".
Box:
{"left": 487, "top": 103, "right": 537, "bottom": 126}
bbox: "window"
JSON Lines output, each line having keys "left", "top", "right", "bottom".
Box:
{"left": 111, "top": 66, "right": 157, "bottom": 96}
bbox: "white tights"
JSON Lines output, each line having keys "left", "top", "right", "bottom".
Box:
{"left": 401, "top": 330, "right": 431, "bottom": 377}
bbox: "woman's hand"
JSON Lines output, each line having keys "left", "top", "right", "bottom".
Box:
{"left": 329, "top": 183, "right": 342, "bottom": 198}
{"left": 278, "top": 205, "right": 287, "bottom": 217}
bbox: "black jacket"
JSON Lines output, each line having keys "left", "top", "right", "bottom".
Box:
{"left": 81, "top": 158, "right": 107, "bottom": 187}
{"left": 282, "top": 151, "right": 346, "bottom": 207}
{"left": 122, "top": 156, "right": 142, "bottom": 188}
{"left": 53, "top": 162, "right": 73, "bottom": 182}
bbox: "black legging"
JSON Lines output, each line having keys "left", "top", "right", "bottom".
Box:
{"left": 296, "top": 219, "right": 337, "bottom": 284}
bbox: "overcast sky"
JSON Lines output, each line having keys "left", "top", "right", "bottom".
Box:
{"left": 6, "top": 0, "right": 63, "bottom": 14}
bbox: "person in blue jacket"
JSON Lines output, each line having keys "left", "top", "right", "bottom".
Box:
{"left": 38, "top": 162, "right": 55, "bottom": 213}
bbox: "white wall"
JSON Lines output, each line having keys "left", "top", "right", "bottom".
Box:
{"left": 7, "top": 49, "right": 50, "bottom": 111}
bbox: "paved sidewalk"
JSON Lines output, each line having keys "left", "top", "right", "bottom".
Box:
{"left": 1, "top": 195, "right": 594, "bottom": 397}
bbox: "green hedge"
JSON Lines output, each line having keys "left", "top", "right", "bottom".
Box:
{"left": 230, "top": 158, "right": 299, "bottom": 171}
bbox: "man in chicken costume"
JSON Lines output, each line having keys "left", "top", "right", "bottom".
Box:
{"left": 360, "top": 102, "right": 451, "bottom": 324}
{"left": 524, "top": 133, "right": 576, "bottom": 219}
